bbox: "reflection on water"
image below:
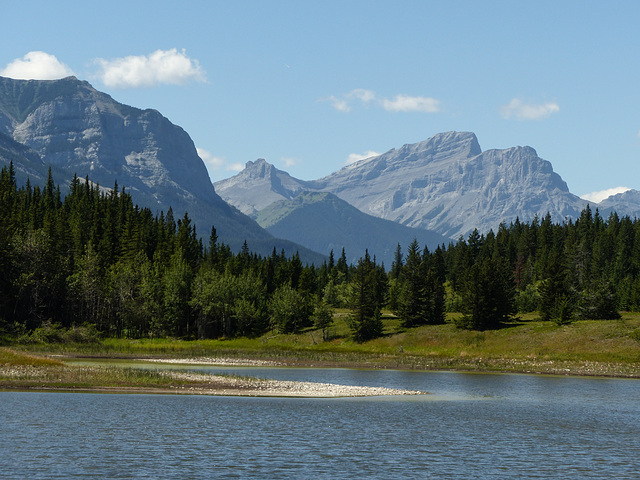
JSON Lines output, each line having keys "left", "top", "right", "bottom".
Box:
{"left": 1, "top": 367, "right": 639, "bottom": 479}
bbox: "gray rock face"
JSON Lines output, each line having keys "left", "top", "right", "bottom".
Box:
{"left": 314, "top": 132, "right": 588, "bottom": 238}
{"left": 217, "top": 131, "right": 592, "bottom": 239}
{"left": 1, "top": 76, "right": 215, "bottom": 205}
{"left": 214, "top": 158, "right": 312, "bottom": 216}
{"left": 597, "top": 189, "right": 640, "bottom": 219}
{"left": 0, "top": 75, "right": 272, "bottom": 249}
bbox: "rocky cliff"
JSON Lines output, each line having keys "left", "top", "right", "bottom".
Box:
{"left": 597, "top": 189, "right": 640, "bottom": 219}
{"left": 0, "top": 75, "right": 287, "bottom": 253}
{"left": 312, "top": 132, "right": 588, "bottom": 238}
{"left": 216, "top": 132, "right": 592, "bottom": 239}
{"left": 214, "top": 158, "right": 313, "bottom": 216}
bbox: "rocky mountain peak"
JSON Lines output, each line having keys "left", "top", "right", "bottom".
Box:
{"left": 597, "top": 189, "right": 640, "bottom": 218}
{"left": 215, "top": 158, "right": 311, "bottom": 216}
{"left": 408, "top": 130, "right": 482, "bottom": 158}
{"left": 244, "top": 158, "right": 276, "bottom": 179}
{"left": 218, "top": 131, "right": 593, "bottom": 239}
{"left": 0, "top": 75, "right": 277, "bottom": 251}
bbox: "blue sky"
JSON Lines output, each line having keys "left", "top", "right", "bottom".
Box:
{"left": 2, "top": 0, "right": 639, "bottom": 202}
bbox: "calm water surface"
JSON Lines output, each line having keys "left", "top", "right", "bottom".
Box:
{"left": 1, "top": 366, "right": 639, "bottom": 479}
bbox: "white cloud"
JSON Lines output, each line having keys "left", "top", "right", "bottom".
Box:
{"left": 94, "top": 48, "right": 206, "bottom": 88}
{"left": 323, "top": 95, "right": 351, "bottom": 112}
{"left": 322, "top": 89, "right": 441, "bottom": 114}
{"left": 197, "top": 148, "right": 225, "bottom": 170}
{"left": 580, "top": 186, "right": 631, "bottom": 204}
{"left": 1, "top": 51, "right": 74, "bottom": 80}
{"left": 501, "top": 98, "right": 560, "bottom": 121}
{"left": 281, "top": 157, "right": 300, "bottom": 168}
{"left": 347, "top": 88, "right": 376, "bottom": 104}
{"left": 197, "top": 147, "right": 246, "bottom": 181}
{"left": 381, "top": 94, "right": 440, "bottom": 113}
{"left": 346, "top": 150, "right": 381, "bottom": 165}
{"left": 227, "top": 163, "right": 244, "bottom": 172}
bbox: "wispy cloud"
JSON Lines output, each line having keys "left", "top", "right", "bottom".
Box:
{"left": 346, "top": 150, "right": 381, "bottom": 165}
{"left": 94, "top": 48, "right": 206, "bottom": 88}
{"left": 321, "top": 89, "right": 440, "bottom": 114}
{"left": 347, "top": 88, "right": 377, "bottom": 104}
{"left": 381, "top": 94, "right": 440, "bottom": 113}
{"left": 281, "top": 157, "right": 301, "bottom": 168}
{"left": 197, "top": 148, "right": 244, "bottom": 181}
{"left": 1, "top": 51, "right": 74, "bottom": 80}
{"left": 500, "top": 98, "right": 560, "bottom": 121}
{"left": 325, "top": 95, "right": 351, "bottom": 112}
{"left": 227, "top": 163, "right": 244, "bottom": 172}
{"left": 580, "top": 186, "right": 631, "bottom": 204}
{"left": 197, "top": 148, "right": 225, "bottom": 170}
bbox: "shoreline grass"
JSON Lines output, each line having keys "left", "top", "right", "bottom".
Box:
{"left": 3, "top": 312, "right": 639, "bottom": 383}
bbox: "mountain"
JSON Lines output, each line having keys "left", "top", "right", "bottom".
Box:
{"left": 217, "top": 132, "right": 593, "bottom": 240}
{"left": 254, "top": 191, "right": 449, "bottom": 266}
{"left": 215, "top": 158, "right": 312, "bottom": 216}
{"left": 597, "top": 189, "right": 640, "bottom": 219}
{"left": 0, "top": 75, "right": 325, "bottom": 263}
{"left": 0, "top": 130, "right": 51, "bottom": 186}
{"left": 311, "top": 131, "right": 589, "bottom": 238}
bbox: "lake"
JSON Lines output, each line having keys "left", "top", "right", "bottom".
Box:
{"left": 1, "top": 366, "right": 639, "bottom": 479}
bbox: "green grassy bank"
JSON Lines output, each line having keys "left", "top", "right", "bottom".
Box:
{"left": 4, "top": 312, "right": 640, "bottom": 380}
{"left": 0, "top": 348, "right": 201, "bottom": 391}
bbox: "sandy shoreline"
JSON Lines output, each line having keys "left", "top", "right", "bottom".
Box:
{"left": 0, "top": 361, "right": 427, "bottom": 398}
{"left": 3, "top": 353, "right": 639, "bottom": 397}
{"left": 143, "top": 357, "right": 284, "bottom": 367}
{"left": 157, "top": 371, "right": 426, "bottom": 397}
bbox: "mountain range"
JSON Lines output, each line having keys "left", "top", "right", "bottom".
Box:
{"left": 0, "top": 75, "right": 325, "bottom": 263}
{"left": 254, "top": 191, "right": 449, "bottom": 266}
{"left": 2, "top": 75, "right": 639, "bottom": 267}
{"left": 216, "top": 132, "right": 640, "bottom": 241}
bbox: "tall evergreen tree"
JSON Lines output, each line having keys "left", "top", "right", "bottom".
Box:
{"left": 348, "top": 251, "right": 384, "bottom": 341}
{"left": 397, "top": 239, "right": 427, "bottom": 328}
{"left": 457, "top": 257, "right": 515, "bottom": 330}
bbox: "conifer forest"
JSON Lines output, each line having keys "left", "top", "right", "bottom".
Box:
{"left": 1, "top": 163, "right": 639, "bottom": 341}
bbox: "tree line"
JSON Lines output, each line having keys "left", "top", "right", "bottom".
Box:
{"left": 1, "top": 163, "right": 639, "bottom": 342}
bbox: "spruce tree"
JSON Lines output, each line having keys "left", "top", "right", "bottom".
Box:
{"left": 348, "top": 251, "right": 384, "bottom": 341}
{"left": 457, "top": 257, "right": 515, "bottom": 330}
{"left": 397, "top": 239, "right": 426, "bottom": 328}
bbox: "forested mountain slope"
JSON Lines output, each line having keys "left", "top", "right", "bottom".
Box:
{"left": 255, "top": 191, "right": 449, "bottom": 266}
{"left": 0, "top": 75, "right": 323, "bottom": 260}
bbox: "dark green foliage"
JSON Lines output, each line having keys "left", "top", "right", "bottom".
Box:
{"left": 554, "top": 295, "right": 575, "bottom": 326}
{"left": 394, "top": 240, "right": 446, "bottom": 327}
{"left": 538, "top": 247, "right": 571, "bottom": 323}
{"left": 456, "top": 257, "right": 516, "bottom": 330}
{"left": 1, "top": 165, "right": 637, "bottom": 343}
{"left": 0, "top": 168, "right": 317, "bottom": 339}
{"left": 269, "top": 284, "right": 310, "bottom": 333}
{"left": 397, "top": 240, "right": 425, "bottom": 328}
{"left": 347, "top": 251, "right": 386, "bottom": 341}
{"left": 311, "top": 299, "right": 334, "bottom": 341}
{"left": 577, "top": 280, "right": 621, "bottom": 320}
{"left": 190, "top": 268, "right": 267, "bottom": 338}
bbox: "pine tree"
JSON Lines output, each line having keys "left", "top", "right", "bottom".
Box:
{"left": 457, "top": 257, "right": 515, "bottom": 330}
{"left": 538, "top": 245, "right": 573, "bottom": 323}
{"left": 348, "top": 251, "right": 384, "bottom": 341}
{"left": 391, "top": 243, "right": 404, "bottom": 279}
{"left": 397, "top": 239, "right": 426, "bottom": 328}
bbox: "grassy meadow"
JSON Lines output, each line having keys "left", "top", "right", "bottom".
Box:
{"left": 4, "top": 311, "right": 640, "bottom": 386}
